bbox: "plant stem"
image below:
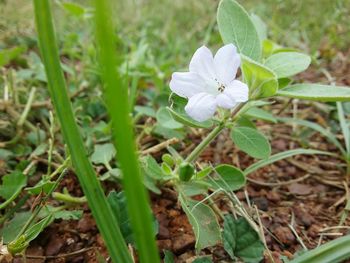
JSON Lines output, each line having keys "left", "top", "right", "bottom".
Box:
{"left": 185, "top": 103, "right": 245, "bottom": 164}
{"left": 32, "top": 1, "right": 132, "bottom": 262}
{"left": 93, "top": 0, "right": 160, "bottom": 262}
{"left": 185, "top": 123, "right": 225, "bottom": 163}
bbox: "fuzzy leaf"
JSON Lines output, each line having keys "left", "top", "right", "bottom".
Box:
{"left": 231, "top": 127, "right": 271, "bottom": 159}
{"left": 217, "top": 0, "right": 261, "bottom": 61}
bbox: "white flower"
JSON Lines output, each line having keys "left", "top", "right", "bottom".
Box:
{"left": 169, "top": 44, "right": 249, "bottom": 122}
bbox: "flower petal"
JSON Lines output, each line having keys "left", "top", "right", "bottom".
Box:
{"left": 214, "top": 44, "right": 241, "bottom": 85}
{"left": 169, "top": 72, "right": 207, "bottom": 98}
{"left": 226, "top": 80, "right": 249, "bottom": 102}
{"left": 216, "top": 93, "right": 237, "bottom": 109}
{"left": 216, "top": 80, "right": 249, "bottom": 109}
{"left": 189, "top": 46, "right": 216, "bottom": 81}
{"left": 185, "top": 92, "right": 217, "bottom": 122}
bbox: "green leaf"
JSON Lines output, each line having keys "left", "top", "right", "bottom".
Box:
{"left": 24, "top": 215, "right": 54, "bottom": 242}
{"left": 153, "top": 124, "right": 185, "bottom": 140}
{"left": 108, "top": 191, "right": 134, "bottom": 244}
{"left": 217, "top": 0, "right": 261, "bottom": 61}
{"left": 193, "top": 257, "right": 213, "bottom": 263}
{"left": 26, "top": 180, "right": 56, "bottom": 195}
{"left": 290, "top": 234, "right": 350, "bottom": 263}
{"left": 0, "top": 46, "right": 26, "bottom": 67}
{"left": 244, "top": 107, "right": 277, "bottom": 123}
{"left": 264, "top": 52, "right": 311, "bottom": 78}
{"left": 179, "top": 195, "right": 221, "bottom": 252}
{"left": 156, "top": 107, "right": 183, "bottom": 129}
{"left": 207, "top": 165, "right": 246, "bottom": 191}
{"left": 61, "top": 2, "right": 86, "bottom": 16}
{"left": 276, "top": 84, "right": 350, "bottom": 102}
{"left": 108, "top": 191, "right": 158, "bottom": 246}
{"left": 0, "top": 171, "right": 27, "bottom": 210}
{"left": 231, "top": 127, "right": 271, "bottom": 159}
{"left": 278, "top": 78, "right": 292, "bottom": 89}
{"left": 0, "top": 172, "right": 27, "bottom": 200}
{"left": 90, "top": 143, "right": 116, "bottom": 165}
{"left": 250, "top": 14, "right": 267, "bottom": 41}
{"left": 178, "top": 181, "right": 210, "bottom": 197}
{"left": 135, "top": 106, "right": 156, "bottom": 118}
{"left": 141, "top": 155, "right": 165, "bottom": 180}
{"left": 223, "top": 215, "right": 264, "bottom": 262}
{"left": 164, "top": 250, "right": 175, "bottom": 263}
{"left": 242, "top": 56, "right": 278, "bottom": 98}
{"left": 244, "top": 148, "right": 333, "bottom": 175}
{"left": 167, "top": 107, "right": 213, "bottom": 129}
{"left": 1, "top": 212, "right": 31, "bottom": 244}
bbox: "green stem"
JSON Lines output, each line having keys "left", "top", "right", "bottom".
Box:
{"left": 32, "top": 1, "right": 132, "bottom": 262}
{"left": 93, "top": 0, "right": 160, "bottom": 262}
{"left": 185, "top": 103, "right": 245, "bottom": 164}
{"left": 185, "top": 123, "right": 225, "bottom": 163}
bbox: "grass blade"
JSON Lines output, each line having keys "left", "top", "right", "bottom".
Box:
{"left": 93, "top": 0, "right": 160, "bottom": 262}
{"left": 32, "top": 1, "right": 132, "bottom": 262}
{"left": 337, "top": 102, "right": 350, "bottom": 157}
{"left": 244, "top": 149, "right": 333, "bottom": 175}
{"left": 278, "top": 117, "right": 346, "bottom": 157}
{"left": 290, "top": 234, "right": 350, "bottom": 263}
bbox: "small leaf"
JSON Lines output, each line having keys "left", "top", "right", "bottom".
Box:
{"left": 178, "top": 181, "right": 210, "bottom": 197}
{"left": 242, "top": 56, "right": 278, "bottom": 98}
{"left": 167, "top": 107, "right": 213, "bottom": 129}
{"left": 108, "top": 191, "right": 158, "bottom": 245}
{"left": 264, "top": 52, "right": 311, "bottom": 78}
{"left": 244, "top": 107, "right": 277, "bottom": 123}
{"left": 223, "top": 215, "right": 264, "bottom": 262}
{"left": 217, "top": 0, "right": 261, "bottom": 61}
{"left": 24, "top": 215, "right": 54, "bottom": 243}
{"left": 0, "top": 172, "right": 27, "bottom": 200}
{"left": 134, "top": 106, "right": 156, "bottom": 117}
{"left": 276, "top": 84, "right": 350, "bottom": 102}
{"left": 153, "top": 124, "right": 185, "bottom": 140}
{"left": 193, "top": 257, "right": 213, "bottom": 263}
{"left": 164, "top": 250, "right": 175, "bottom": 263}
{"left": 90, "top": 143, "right": 116, "bottom": 165}
{"left": 0, "top": 46, "right": 26, "bottom": 67}
{"left": 61, "top": 2, "right": 86, "bottom": 16}
{"left": 156, "top": 107, "right": 183, "bottom": 129}
{"left": 208, "top": 165, "right": 245, "bottom": 191}
{"left": 179, "top": 195, "right": 221, "bottom": 251}
{"left": 231, "top": 127, "right": 271, "bottom": 159}
{"left": 1, "top": 212, "right": 31, "bottom": 244}
{"left": 141, "top": 155, "right": 164, "bottom": 180}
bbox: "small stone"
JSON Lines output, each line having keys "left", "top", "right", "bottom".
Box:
{"left": 288, "top": 183, "right": 311, "bottom": 195}
{"left": 45, "top": 235, "right": 65, "bottom": 256}
{"left": 252, "top": 197, "right": 269, "bottom": 211}
{"left": 158, "top": 225, "right": 170, "bottom": 239}
{"left": 77, "top": 214, "right": 96, "bottom": 233}
{"left": 172, "top": 234, "right": 195, "bottom": 253}
{"left": 274, "top": 226, "right": 296, "bottom": 246}
{"left": 157, "top": 239, "right": 172, "bottom": 251}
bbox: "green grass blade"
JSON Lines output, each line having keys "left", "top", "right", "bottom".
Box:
{"left": 93, "top": 1, "right": 160, "bottom": 262}
{"left": 32, "top": 1, "right": 132, "bottom": 262}
{"left": 278, "top": 117, "right": 347, "bottom": 157}
{"left": 337, "top": 102, "right": 350, "bottom": 156}
{"left": 244, "top": 148, "right": 334, "bottom": 175}
{"left": 290, "top": 235, "right": 350, "bottom": 263}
